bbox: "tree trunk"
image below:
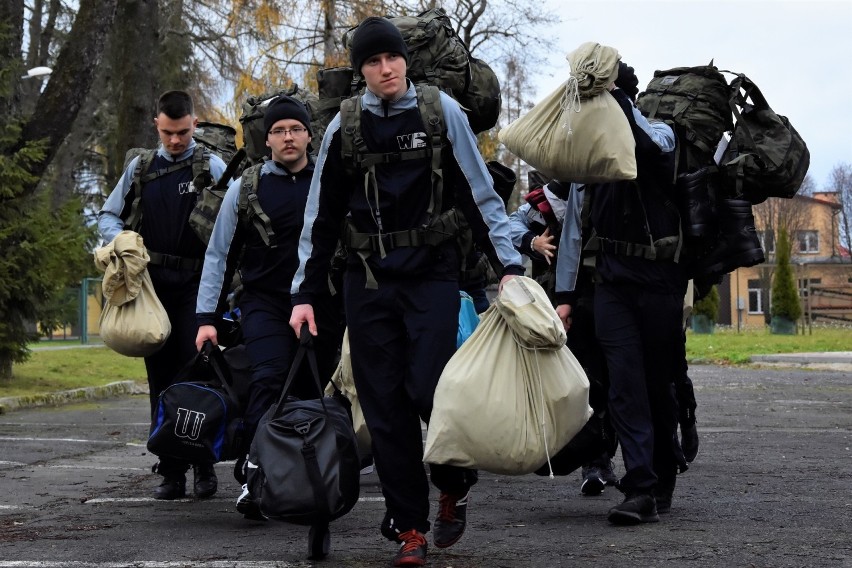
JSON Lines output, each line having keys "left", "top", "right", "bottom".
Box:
{"left": 14, "top": 0, "right": 117, "bottom": 197}
{"left": 322, "top": 0, "right": 337, "bottom": 65}
{"left": 108, "top": 0, "right": 160, "bottom": 187}
{"left": 0, "top": 0, "right": 26, "bottom": 119}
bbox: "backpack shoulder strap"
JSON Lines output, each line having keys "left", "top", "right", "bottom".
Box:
{"left": 238, "top": 164, "right": 277, "bottom": 247}
{"left": 126, "top": 149, "right": 157, "bottom": 231}
{"left": 191, "top": 145, "right": 212, "bottom": 186}
{"left": 415, "top": 84, "right": 446, "bottom": 221}
{"left": 339, "top": 94, "right": 361, "bottom": 174}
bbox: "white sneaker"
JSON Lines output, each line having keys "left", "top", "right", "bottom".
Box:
{"left": 236, "top": 484, "right": 266, "bottom": 521}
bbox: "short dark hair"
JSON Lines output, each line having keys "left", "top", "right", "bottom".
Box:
{"left": 157, "top": 90, "right": 194, "bottom": 120}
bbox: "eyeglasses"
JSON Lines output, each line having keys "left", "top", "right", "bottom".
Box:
{"left": 269, "top": 127, "right": 308, "bottom": 137}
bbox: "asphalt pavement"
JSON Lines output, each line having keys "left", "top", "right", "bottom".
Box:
{"left": 0, "top": 361, "right": 851, "bottom": 567}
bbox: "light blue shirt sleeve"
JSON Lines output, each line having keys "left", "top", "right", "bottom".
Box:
{"left": 555, "top": 184, "right": 586, "bottom": 295}
{"left": 208, "top": 153, "right": 227, "bottom": 182}
{"left": 441, "top": 91, "right": 523, "bottom": 270}
{"left": 632, "top": 107, "right": 676, "bottom": 152}
{"left": 97, "top": 157, "right": 138, "bottom": 244}
{"left": 196, "top": 175, "right": 243, "bottom": 315}
{"left": 291, "top": 112, "right": 341, "bottom": 296}
{"left": 508, "top": 203, "right": 533, "bottom": 250}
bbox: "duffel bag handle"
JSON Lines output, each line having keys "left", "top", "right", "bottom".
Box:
{"left": 199, "top": 340, "right": 242, "bottom": 407}
{"left": 273, "top": 324, "right": 341, "bottom": 414}
{"left": 296, "top": 325, "right": 345, "bottom": 401}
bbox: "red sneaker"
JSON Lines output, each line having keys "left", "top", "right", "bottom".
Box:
{"left": 393, "top": 529, "right": 428, "bottom": 567}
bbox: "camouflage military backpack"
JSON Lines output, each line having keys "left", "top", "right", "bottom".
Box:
{"left": 720, "top": 74, "right": 810, "bottom": 204}
{"left": 636, "top": 63, "right": 734, "bottom": 176}
{"left": 194, "top": 121, "right": 239, "bottom": 164}
{"left": 238, "top": 85, "right": 321, "bottom": 166}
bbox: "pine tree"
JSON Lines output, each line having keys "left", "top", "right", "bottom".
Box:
{"left": 770, "top": 228, "right": 802, "bottom": 322}
{"left": 0, "top": 120, "right": 94, "bottom": 379}
{"left": 693, "top": 285, "right": 720, "bottom": 323}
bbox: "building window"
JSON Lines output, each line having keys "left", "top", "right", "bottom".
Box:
{"left": 798, "top": 278, "right": 822, "bottom": 298}
{"left": 758, "top": 230, "right": 775, "bottom": 253}
{"left": 796, "top": 230, "right": 819, "bottom": 254}
{"left": 747, "top": 279, "right": 763, "bottom": 314}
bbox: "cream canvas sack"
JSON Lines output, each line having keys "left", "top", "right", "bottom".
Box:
{"left": 423, "top": 277, "right": 592, "bottom": 475}
{"left": 326, "top": 328, "right": 372, "bottom": 460}
{"left": 94, "top": 231, "right": 171, "bottom": 357}
{"left": 498, "top": 42, "right": 636, "bottom": 183}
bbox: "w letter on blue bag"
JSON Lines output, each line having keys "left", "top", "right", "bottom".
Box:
{"left": 174, "top": 407, "right": 206, "bottom": 440}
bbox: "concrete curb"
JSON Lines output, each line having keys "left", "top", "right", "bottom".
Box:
{"left": 749, "top": 352, "right": 852, "bottom": 372}
{"left": 0, "top": 380, "right": 148, "bottom": 414}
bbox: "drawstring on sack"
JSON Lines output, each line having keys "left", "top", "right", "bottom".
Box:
{"left": 560, "top": 76, "right": 581, "bottom": 134}
{"left": 509, "top": 333, "right": 558, "bottom": 480}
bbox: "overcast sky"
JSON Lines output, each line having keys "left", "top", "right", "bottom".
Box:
{"left": 531, "top": 0, "right": 851, "bottom": 191}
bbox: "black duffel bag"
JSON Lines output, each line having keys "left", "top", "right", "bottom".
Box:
{"left": 247, "top": 326, "right": 360, "bottom": 559}
{"left": 148, "top": 341, "right": 245, "bottom": 464}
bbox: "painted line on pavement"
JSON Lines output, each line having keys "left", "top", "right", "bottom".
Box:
{"left": 85, "top": 496, "right": 248, "bottom": 504}
{"left": 84, "top": 495, "right": 386, "bottom": 504}
{"left": 0, "top": 563, "right": 303, "bottom": 567}
{"left": 0, "top": 461, "right": 144, "bottom": 471}
{"left": 0, "top": 423, "right": 148, "bottom": 427}
{"left": 49, "top": 465, "right": 147, "bottom": 471}
{"left": 85, "top": 497, "right": 200, "bottom": 504}
{"left": 0, "top": 437, "right": 119, "bottom": 444}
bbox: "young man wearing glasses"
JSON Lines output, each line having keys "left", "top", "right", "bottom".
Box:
{"left": 195, "top": 95, "right": 343, "bottom": 519}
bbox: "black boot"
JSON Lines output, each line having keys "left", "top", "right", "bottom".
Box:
{"left": 193, "top": 463, "right": 218, "bottom": 499}
{"left": 653, "top": 471, "right": 677, "bottom": 514}
{"left": 677, "top": 168, "right": 717, "bottom": 238}
{"left": 694, "top": 198, "right": 765, "bottom": 278}
{"left": 152, "top": 461, "right": 186, "bottom": 500}
{"left": 607, "top": 492, "right": 659, "bottom": 525}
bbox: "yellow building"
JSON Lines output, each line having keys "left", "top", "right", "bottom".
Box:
{"left": 717, "top": 192, "right": 851, "bottom": 329}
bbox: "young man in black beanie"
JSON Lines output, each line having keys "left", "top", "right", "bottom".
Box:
{"left": 195, "top": 95, "right": 343, "bottom": 519}
{"left": 290, "top": 15, "right": 524, "bottom": 567}
{"left": 98, "top": 90, "right": 227, "bottom": 500}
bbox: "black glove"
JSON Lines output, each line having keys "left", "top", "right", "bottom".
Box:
{"left": 615, "top": 61, "right": 639, "bottom": 102}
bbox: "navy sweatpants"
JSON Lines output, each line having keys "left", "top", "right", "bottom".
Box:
{"left": 594, "top": 282, "right": 685, "bottom": 492}
{"left": 146, "top": 265, "right": 202, "bottom": 477}
{"left": 239, "top": 290, "right": 342, "bottom": 445}
{"left": 345, "top": 272, "right": 477, "bottom": 535}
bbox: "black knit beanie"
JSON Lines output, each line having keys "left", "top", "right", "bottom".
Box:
{"left": 349, "top": 16, "right": 409, "bottom": 72}
{"left": 263, "top": 95, "right": 312, "bottom": 136}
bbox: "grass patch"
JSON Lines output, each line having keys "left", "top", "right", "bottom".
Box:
{"left": 2, "top": 326, "right": 848, "bottom": 398}
{"left": 0, "top": 346, "right": 146, "bottom": 398}
{"left": 687, "top": 325, "right": 851, "bottom": 365}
